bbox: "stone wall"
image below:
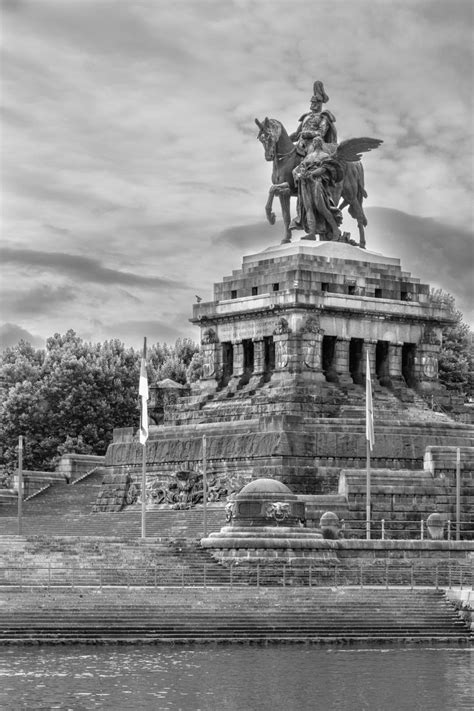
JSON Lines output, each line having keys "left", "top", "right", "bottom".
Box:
{"left": 56, "top": 454, "right": 105, "bottom": 482}
{"left": 338, "top": 466, "right": 474, "bottom": 539}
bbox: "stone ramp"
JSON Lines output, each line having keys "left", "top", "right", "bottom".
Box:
{"left": 0, "top": 588, "right": 470, "bottom": 643}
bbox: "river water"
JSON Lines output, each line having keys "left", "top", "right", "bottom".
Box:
{"left": 0, "top": 645, "right": 472, "bottom": 710}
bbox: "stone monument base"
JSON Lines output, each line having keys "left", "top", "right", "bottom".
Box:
{"left": 201, "top": 527, "right": 338, "bottom": 563}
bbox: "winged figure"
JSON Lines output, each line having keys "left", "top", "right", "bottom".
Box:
{"left": 290, "top": 136, "right": 383, "bottom": 241}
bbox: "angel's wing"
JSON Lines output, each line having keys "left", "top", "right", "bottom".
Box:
{"left": 334, "top": 137, "right": 383, "bottom": 162}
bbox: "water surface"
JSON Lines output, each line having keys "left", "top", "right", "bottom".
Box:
{"left": 0, "top": 645, "right": 472, "bottom": 710}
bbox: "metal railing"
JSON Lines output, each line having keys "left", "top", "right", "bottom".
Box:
{"left": 0, "top": 562, "right": 471, "bottom": 590}
{"left": 338, "top": 518, "right": 474, "bottom": 541}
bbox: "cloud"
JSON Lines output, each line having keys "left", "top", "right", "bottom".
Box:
{"left": 1, "top": 284, "right": 77, "bottom": 318}
{"left": 0, "top": 323, "right": 45, "bottom": 350}
{"left": 212, "top": 208, "right": 474, "bottom": 328}
{"left": 1, "top": 0, "right": 472, "bottom": 346}
{"left": 100, "top": 319, "right": 194, "bottom": 348}
{"left": 0, "top": 247, "right": 191, "bottom": 290}
{"left": 212, "top": 222, "right": 277, "bottom": 250}
{"left": 365, "top": 207, "right": 474, "bottom": 325}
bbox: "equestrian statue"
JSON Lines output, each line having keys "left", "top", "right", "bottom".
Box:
{"left": 255, "top": 80, "right": 382, "bottom": 248}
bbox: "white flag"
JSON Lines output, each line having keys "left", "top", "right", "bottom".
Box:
{"left": 139, "top": 340, "right": 148, "bottom": 445}
{"left": 365, "top": 349, "right": 375, "bottom": 451}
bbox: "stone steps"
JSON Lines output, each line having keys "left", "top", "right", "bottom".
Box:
{"left": 0, "top": 508, "right": 226, "bottom": 538}
{"left": 175, "top": 383, "right": 456, "bottom": 425}
{"left": 0, "top": 589, "right": 470, "bottom": 642}
{"left": 0, "top": 537, "right": 232, "bottom": 587}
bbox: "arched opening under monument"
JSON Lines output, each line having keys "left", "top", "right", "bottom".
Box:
{"left": 221, "top": 342, "right": 233, "bottom": 386}
{"left": 349, "top": 338, "right": 364, "bottom": 384}
{"left": 239, "top": 338, "right": 255, "bottom": 386}
{"left": 402, "top": 343, "right": 417, "bottom": 388}
{"left": 263, "top": 336, "right": 275, "bottom": 380}
{"left": 376, "top": 340, "right": 390, "bottom": 386}
{"left": 322, "top": 335, "right": 337, "bottom": 381}
{"left": 243, "top": 339, "right": 254, "bottom": 374}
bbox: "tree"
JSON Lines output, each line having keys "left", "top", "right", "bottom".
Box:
{"left": 0, "top": 331, "right": 201, "bottom": 473}
{"left": 431, "top": 290, "right": 472, "bottom": 397}
{"left": 0, "top": 331, "right": 140, "bottom": 471}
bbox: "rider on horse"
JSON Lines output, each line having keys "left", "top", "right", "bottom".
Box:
{"left": 290, "top": 81, "right": 338, "bottom": 157}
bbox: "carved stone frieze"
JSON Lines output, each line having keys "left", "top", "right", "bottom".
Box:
{"left": 134, "top": 470, "right": 247, "bottom": 510}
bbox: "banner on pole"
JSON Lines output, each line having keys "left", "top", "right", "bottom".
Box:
{"left": 365, "top": 349, "right": 375, "bottom": 451}
{"left": 139, "top": 338, "right": 148, "bottom": 445}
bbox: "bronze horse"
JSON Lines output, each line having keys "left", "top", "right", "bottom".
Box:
{"left": 255, "top": 117, "right": 372, "bottom": 248}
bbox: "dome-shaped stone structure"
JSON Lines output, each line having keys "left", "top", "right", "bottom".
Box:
{"left": 201, "top": 477, "right": 335, "bottom": 563}
{"left": 237, "top": 478, "right": 296, "bottom": 500}
{"left": 229, "top": 477, "right": 303, "bottom": 527}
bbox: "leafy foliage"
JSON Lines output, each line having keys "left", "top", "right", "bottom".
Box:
{"left": 0, "top": 331, "right": 200, "bottom": 472}
{"left": 431, "top": 290, "right": 472, "bottom": 396}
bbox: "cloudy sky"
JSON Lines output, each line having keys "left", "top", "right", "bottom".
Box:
{"left": 1, "top": 0, "right": 473, "bottom": 350}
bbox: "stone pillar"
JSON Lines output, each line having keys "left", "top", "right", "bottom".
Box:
{"left": 334, "top": 337, "right": 352, "bottom": 385}
{"left": 388, "top": 342, "right": 403, "bottom": 382}
{"left": 301, "top": 332, "right": 325, "bottom": 380}
{"left": 274, "top": 334, "right": 290, "bottom": 371}
{"left": 417, "top": 343, "right": 441, "bottom": 393}
{"left": 201, "top": 342, "right": 218, "bottom": 380}
{"left": 232, "top": 340, "right": 244, "bottom": 378}
{"left": 252, "top": 337, "right": 266, "bottom": 376}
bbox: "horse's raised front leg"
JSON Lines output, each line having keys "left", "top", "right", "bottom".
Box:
{"left": 265, "top": 183, "right": 292, "bottom": 243}
{"left": 265, "top": 186, "right": 277, "bottom": 225}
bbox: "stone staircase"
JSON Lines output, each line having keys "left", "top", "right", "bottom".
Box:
{"left": 0, "top": 588, "right": 471, "bottom": 643}
{"left": 172, "top": 380, "right": 457, "bottom": 426}
{"left": 0, "top": 536, "right": 231, "bottom": 587}
{"left": 0, "top": 467, "right": 227, "bottom": 537}
{"left": 0, "top": 507, "right": 226, "bottom": 538}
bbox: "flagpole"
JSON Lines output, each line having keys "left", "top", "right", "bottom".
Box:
{"left": 139, "top": 337, "right": 148, "bottom": 540}
{"left": 141, "top": 439, "right": 147, "bottom": 539}
{"left": 365, "top": 347, "right": 374, "bottom": 541}
{"left": 366, "top": 439, "right": 371, "bottom": 541}
{"left": 202, "top": 435, "right": 207, "bottom": 538}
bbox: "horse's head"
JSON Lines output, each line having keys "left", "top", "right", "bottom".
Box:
{"left": 255, "top": 117, "right": 282, "bottom": 161}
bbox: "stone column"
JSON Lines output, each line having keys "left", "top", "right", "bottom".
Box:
{"left": 201, "top": 342, "right": 218, "bottom": 380}
{"left": 273, "top": 334, "right": 290, "bottom": 371}
{"left": 232, "top": 340, "right": 244, "bottom": 378}
{"left": 194, "top": 341, "right": 220, "bottom": 393}
{"left": 252, "top": 337, "right": 266, "bottom": 376}
{"left": 388, "top": 342, "right": 403, "bottom": 383}
{"left": 334, "top": 337, "right": 352, "bottom": 385}
{"left": 301, "top": 332, "right": 325, "bottom": 381}
{"left": 417, "top": 343, "right": 441, "bottom": 393}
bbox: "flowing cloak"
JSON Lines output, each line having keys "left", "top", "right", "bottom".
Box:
{"left": 290, "top": 154, "right": 344, "bottom": 238}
